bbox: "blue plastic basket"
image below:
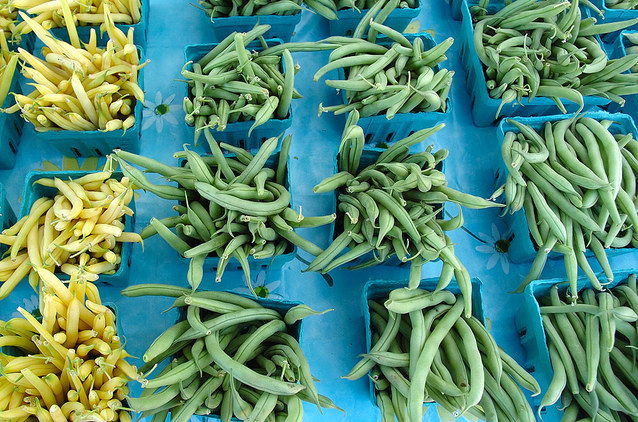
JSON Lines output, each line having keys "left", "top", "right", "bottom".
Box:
{"left": 334, "top": 33, "right": 450, "bottom": 146}
{"left": 173, "top": 150, "right": 297, "bottom": 278}
{"left": 183, "top": 40, "right": 293, "bottom": 152}
{"left": 0, "top": 183, "right": 17, "bottom": 256}
{"left": 48, "top": 0, "right": 149, "bottom": 47}
{"left": 362, "top": 277, "right": 486, "bottom": 407}
{"left": 495, "top": 111, "right": 638, "bottom": 263}
{"left": 170, "top": 292, "right": 304, "bottom": 422}
{"left": 450, "top": 0, "right": 464, "bottom": 20}
{"left": 0, "top": 70, "right": 25, "bottom": 169}
{"left": 459, "top": 0, "right": 611, "bottom": 127}
{"left": 207, "top": 12, "right": 301, "bottom": 43}
{"left": 514, "top": 269, "right": 636, "bottom": 421}
{"left": 29, "top": 47, "right": 145, "bottom": 157}
{"left": 20, "top": 170, "right": 134, "bottom": 287}
{"left": 326, "top": 146, "right": 446, "bottom": 268}
{"left": 329, "top": 0, "right": 422, "bottom": 36}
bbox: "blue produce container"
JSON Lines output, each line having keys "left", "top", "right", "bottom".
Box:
{"left": 362, "top": 277, "right": 485, "bottom": 407}
{"left": 183, "top": 39, "right": 293, "bottom": 152}
{"left": 326, "top": 146, "right": 445, "bottom": 269}
{"left": 608, "top": 30, "right": 638, "bottom": 120}
{"left": 334, "top": 33, "right": 450, "bottom": 147}
{"left": 590, "top": 0, "right": 638, "bottom": 42}
{"left": 459, "top": 0, "right": 610, "bottom": 127}
{"left": 0, "top": 183, "right": 17, "bottom": 256}
{"left": 0, "top": 70, "right": 24, "bottom": 169}
{"left": 20, "top": 170, "right": 135, "bottom": 287}
{"left": 329, "top": 1, "right": 422, "bottom": 36}
{"left": 515, "top": 269, "right": 636, "bottom": 421}
{"left": 174, "top": 150, "right": 297, "bottom": 278}
{"left": 495, "top": 111, "right": 638, "bottom": 263}
{"left": 30, "top": 47, "right": 145, "bottom": 157}
{"left": 48, "top": 0, "right": 149, "bottom": 47}
{"left": 207, "top": 12, "right": 301, "bottom": 43}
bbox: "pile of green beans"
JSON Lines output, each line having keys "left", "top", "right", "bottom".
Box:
{"left": 537, "top": 276, "right": 638, "bottom": 421}
{"left": 182, "top": 24, "right": 300, "bottom": 145}
{"left": 110, "top": 135, "right": 333, "bottom": 292}
{"left": 492, "top": 116, "right": 638, "bottom": 296}
{"left": 121, "top": 284, "right": 341, "bottom": 422}
{"left": 470, "top": 0, "right": 638, "bottom": 118}
{"left": 314, "top": 10, "right": 454, "bottom": 118}
{"left": 622, "top": 32, "right": 638, "bottom": 72}
{"left": 346, "top": 286, "right": 540, "bottom": 422}
{"left": 309, "top": 111, "right": 502, "bottom": 318}
{"left": 198, "top": 0, "right": 341, "bottom": 19}
{"left": 606, "top": 0, "right": 638, "bottom": 9}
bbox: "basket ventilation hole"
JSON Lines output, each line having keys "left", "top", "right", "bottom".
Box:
{"left": 386, "top": 133, "right": 394, "bottom": 142}
{"left": 8, "top": 140, "right": 16, "bottom": 155}
{"left": 72, "top": 148, "right": 81, "bottom": 158}
{"left": 365, "top": 133, "right": 372, "bottom": 142}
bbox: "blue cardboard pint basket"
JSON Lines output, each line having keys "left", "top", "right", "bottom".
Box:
{"left": 362, "top": 277, "right": 485, "bottom": 407}
{"left": 170, "top": 292, "right": 304, "bottom": 422}
{"left": 609, "top": 30, "right": 638, "bottom": 121}
{"left": 174, "top": 150, "right": 297, "bottom": 277}
{"left": 183, "top": 39, "right": 292, "bottom": 152}
{"left": 0, "top": 70, "right": 25, "bottom": 169}
{"left": 589, "top": 0, "right": 638, "bottom": 42}
{"left": 327, "top": 146, "right": 445, "bottom": 268}
{"left": 207, "top": 12, "right": 301, "bottom": 43}
{"left": 495, "top": 111, "right": 638, "bottom": 263}
{"left": 30, "top": 48, "right": 145, "bottom": 157}
{"left": 514, "top": 269, "right": 637, "bottom": 421}
{"left": 329, "top": 0, "right": 422, "bottom": 36}
{"left": 460, "top": 0, "right": 610, "bottom": 127}
{"left": 334, "top": 33, "right": 450, "bottom": 146}
{"left": 20, "top": 170, "right": 134, "bottom": 287}
{"left": 0, "top": 183, "right": 17, "bottom": 256}
{"left": 48, "top": 0, "right": 149, "bottom": 47}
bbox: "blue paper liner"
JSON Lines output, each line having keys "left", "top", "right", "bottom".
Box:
{"left": 183, "top": 39, "right": 293, "bottom": 152}
{"left": 515, "top": 269, "right": 637, "bottom": 421}
{"left": 495, "top": 111, "right": 638, "bottom": 263}
{"left": 459, "top": 0, "right": 610, "bottom": 127}
{"left": 20, "top": 170, "right": 135, "bottom": 287}
{"left": 334, "top": 33, "right": 450, "bottom": 147}
{"left": 329, "top": 1, "right": 422, "bottom": 36}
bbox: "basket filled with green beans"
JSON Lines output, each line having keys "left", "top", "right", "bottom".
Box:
{"left": 197, "top": 0, "right": 303, "bottom": 42}
{"left": 308, "top": 111, "right": 501, "bottom": 315}
{"left": 492, "top": 111, "right": 638, "bottom": 296}
{"left": 590, "top": 0, "right": 638, "bottom": 41}
{"left": 121, "top": 283, "right": 342, "bottom": 422}
{"left": 350, "top": 277, "right": 540, "bottom": 421}
{"left": 459, "top": 0, "right": 638, "bottom": 126}
{"left": 111, "top": 134, "right": 334, "bottom": 294}
{"left": 182, "top": 25, "right": 297, "bottom": 151}
{"left": 317, "top": 31, "right": 453, "bottom": 146}
{"left": 610, "top": 30, "right": 638, "bottom": 117}
{"left": 515, "top": 270, "right": 638, "bottom": 421}
{"left": 329, "top": 0, "right": 422, "bottom": 36}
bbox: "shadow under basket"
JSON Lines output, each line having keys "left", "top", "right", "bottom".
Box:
{"left": 20, "top": 170, "right": 135, "bottom": 287}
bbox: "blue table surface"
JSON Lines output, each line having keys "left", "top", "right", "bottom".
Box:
{"left": 1, "top": 2, "right": 637, "bottom": 421}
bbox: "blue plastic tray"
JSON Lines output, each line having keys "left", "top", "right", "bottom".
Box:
{"left": 183, "top": 40, "right": 293, "bottom": 152}
{"left": 48, "top": 0, "right": 149, "bottom": 47}
{"left": 362, "top": 277, "right": 485, "bottom": 407}
{"left": 496, "top": 111, "right": 638, "bottom": 263}
{"left": 20, "top": 170, "right": 135, "bottom": 287}
{"left": 459, "top": 0, "right": 611, "bottom": 127}
{"left": 515, "top": 268, "right": 636, "bottom": 421}
{"left": 173, "top": 150, "right": 297, "bottom": 278}
{"left": 334, "top": 33, "right": 450, "bottom": 146}
{"left": 0, "top": 71, "right": 25, "bottom": 169}
{"left": 329, "top": 1, "right": 422, "bottom": 36}
{"left": 29, "top": 48, "right": 145, "bottom": 157}
{"left": 0, "top": 183, "right": 17, "bottom": 256}
{"left": 207, "top": 11, "right": 302, "bottom": 43}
